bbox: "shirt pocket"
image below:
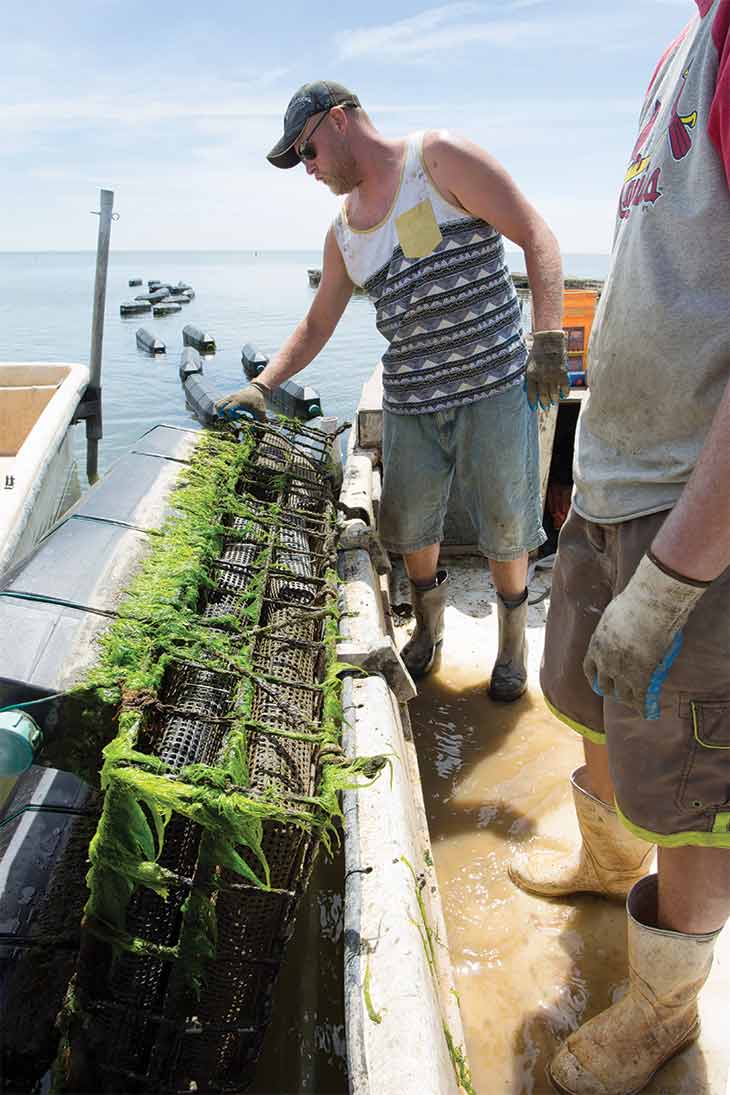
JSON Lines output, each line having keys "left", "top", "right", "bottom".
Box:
{"left": 677, "top": 699, "right": 730, "bottom": 813}
{"left": 395, "top": 200, "right": 443, "bottom": 259}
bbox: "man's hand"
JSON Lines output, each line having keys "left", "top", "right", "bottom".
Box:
{"left": 525, "top": 330, "right": 569, "bottom": 410}
{"left": 583, "top": 553, "right": 709, "bottom": 719}
{"left": 215, "top": 380, "right": 270, "bottom": 422}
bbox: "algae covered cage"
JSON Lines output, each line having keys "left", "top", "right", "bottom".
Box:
{"left": 38, "top": 416, "right": 363, "bottom": 1094}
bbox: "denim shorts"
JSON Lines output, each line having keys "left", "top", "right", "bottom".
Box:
{"left": 379, "top": 380, "right": 546, "bottom": 561}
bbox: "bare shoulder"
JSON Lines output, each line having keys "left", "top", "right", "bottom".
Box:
{"left": 421, "top": 129, "right": 503, "bottom": 204}
{"left": 323, "top": 223, "right": 347, "bottom": 270}
{"left": 423, "top": 128, "right": 496, "bottom": 173}
{"left": 320, "top": 224, "right": 353, "bottom": 291}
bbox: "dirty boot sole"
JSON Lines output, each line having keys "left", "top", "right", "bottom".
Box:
{"left": 488, "top": 675, "right": 527, "bottom": 702}
{"left": 405, "top": 639, "right": 442, "bottom": 680}
{"left": 547, "top": 1023, "right": 701, "bottom": 1095}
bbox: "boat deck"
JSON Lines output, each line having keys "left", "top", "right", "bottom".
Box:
{"left": 394, "top": 555, "right": 730, "bottom": 1095}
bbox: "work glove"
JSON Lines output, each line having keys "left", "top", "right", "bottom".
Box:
{"left": 524, "top": 330, "right": 569, "bottom": 410}
{"left": 215, "top": 380, "right": 269, "bottom": 422}
{"left": 583, "top": 552, "right": 709, "bottom": 720}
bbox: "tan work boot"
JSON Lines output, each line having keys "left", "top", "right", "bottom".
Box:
{"left": 489, "top": 591, "right": 528, "bottom": 701}
{"left": 509, "top": 766, "right": 654, "bottom": 898}
{"left": 401, "top": 570, "right": 447, "bottom": 678}
{"left": 549, "top": 874, "right": 721, "bottom": 1095}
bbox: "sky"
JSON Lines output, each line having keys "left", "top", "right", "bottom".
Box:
{"left": 1, "top": 0, "right": 696, "bottom": 254}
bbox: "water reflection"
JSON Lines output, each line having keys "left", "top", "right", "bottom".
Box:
{"left": 253, "top": 846, "right": 347, "bottom": 1094}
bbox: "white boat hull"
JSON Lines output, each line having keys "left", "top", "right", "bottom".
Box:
{"left": 0, "top": 362, "right": 89, "bottom": 576}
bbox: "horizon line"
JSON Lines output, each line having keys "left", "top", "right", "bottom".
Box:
{"left": 0, "top": 247, "right": 611, "bottom": 256}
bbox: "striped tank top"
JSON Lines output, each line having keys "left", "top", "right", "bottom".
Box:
{"left": 332, "top": 132, "right": 527, "bottom": 415}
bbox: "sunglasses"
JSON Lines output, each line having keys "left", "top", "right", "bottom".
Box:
{"left": 296, "top": 102, "right": 355, "bottom": 162}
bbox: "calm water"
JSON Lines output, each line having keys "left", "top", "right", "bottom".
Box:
{"left": 0, "top": 249, "right": 609, "bottom": 485}
{"left": 0, "top": 249, "right": 610, "bottom": 1094}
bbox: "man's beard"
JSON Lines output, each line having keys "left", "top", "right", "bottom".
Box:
{"left": 322, "top": 151, "right": 358, "bottom": 195}
{"left": 324, "top": 175, "right": 352, "bottom": 196}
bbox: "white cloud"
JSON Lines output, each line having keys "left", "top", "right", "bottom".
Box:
{"left": 335, "top": 3, "right": 518, "bottom": 59}
{"left": 334, "top": 1, "right": 684, "bottom": 62}
{"left": 0, "top": 91, "right": 288, "bottom": 136}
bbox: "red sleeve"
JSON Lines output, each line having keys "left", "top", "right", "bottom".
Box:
{"left": 709, "top": 0, "right": 730, "bottom": 188}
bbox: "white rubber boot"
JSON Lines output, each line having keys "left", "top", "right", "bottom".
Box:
{"left": 400, "top": 570, "right": 447, "bottom": 679}
{"left": 549, "top": 874, "right": 721, "bottom": 1095}
{"left": 509, "top": 766, "right": 654, "bottom": 899}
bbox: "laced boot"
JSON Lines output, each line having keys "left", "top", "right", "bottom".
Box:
{"left": 549, "top": 874, "right": 721, "bottom": 1095}
{"left": 400, "top": 570, "right": 447, "bottom": 678}
{"left": 509, "top": 766, "right": 654, "bottom": 899}
{"left": 489, "top": 589, "right": 528, "bottom": 701}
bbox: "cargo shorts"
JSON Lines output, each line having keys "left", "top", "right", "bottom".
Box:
{"left": 541, "top": 507, "right": 730, "bottom": 847}
{"left": 379, "top": 381, "right": 546, "bottom": 561}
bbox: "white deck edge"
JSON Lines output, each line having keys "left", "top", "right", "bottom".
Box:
{"left": 342, "top": 675, "right": 469, "bottom": 1095}
{"left": 339, "top": 421, "right": 471, "bottom": 1094}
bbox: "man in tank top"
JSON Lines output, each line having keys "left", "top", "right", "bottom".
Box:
{"left": 217, "top": 80, "right": 568, "bottom": 702}
{"left": 509, "top": 3, "right": 730, "bottom": 1092}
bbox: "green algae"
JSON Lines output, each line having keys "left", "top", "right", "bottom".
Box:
{"left": 52, "top": 423, "right": 386, "bottom": 1090}
{"left": 443, "top": 1024, "right": 476, "bottom": 1095}
{"left": 363, "top": 952, "right": 383, "bottom": 1025}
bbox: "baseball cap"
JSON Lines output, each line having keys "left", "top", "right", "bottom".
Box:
{"left": 267, "top": 80, "right": 361, "bottom": 169}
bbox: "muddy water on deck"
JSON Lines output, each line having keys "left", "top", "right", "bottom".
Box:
{"left": 401, "top": 558, "right": 728, "bottom": 1095}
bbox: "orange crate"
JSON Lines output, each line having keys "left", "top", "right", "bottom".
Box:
{"left": 563, "top": 290, "right": 598, "bottom": 364}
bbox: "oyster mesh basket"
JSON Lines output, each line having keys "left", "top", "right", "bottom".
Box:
{"left": 62, "top": 420, "right": 341, "bottom": 1094}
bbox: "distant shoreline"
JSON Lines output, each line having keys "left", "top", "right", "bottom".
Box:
{"left": 0, "top": 248, "right": 611, "bottom": 258}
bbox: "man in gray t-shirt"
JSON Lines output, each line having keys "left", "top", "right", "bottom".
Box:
{"left": 510, "top": 4, "right": 730, "bottom": 1094}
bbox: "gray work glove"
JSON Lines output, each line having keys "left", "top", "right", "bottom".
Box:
{"left": 525, "top": 330, "right": 569, "bottom": 410}
{"left": 215, "top": 379, "right": 269, "bottom": 421}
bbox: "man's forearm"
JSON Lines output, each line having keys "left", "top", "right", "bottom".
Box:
{"left": 651, "top": 374, "right": 730, "bottom": 582}
{"left": 257, "top": 316, "right": 331, "bottom": 390}
{"left": 523, "top": 225, "right": 563, "bottom": 332}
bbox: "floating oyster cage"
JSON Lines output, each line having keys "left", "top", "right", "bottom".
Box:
{"left": 56, "top": 417, "right": 346, "bottom": 1094}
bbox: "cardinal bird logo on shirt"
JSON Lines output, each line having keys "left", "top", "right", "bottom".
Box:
{"left": 625, "top": 98, "right": 662, "bottom": 183}
{"left": 619, "top": 100, "right": 663, "bottom": 219}
{"left": 618, "top": 58, "right": 698, "bottom": 220}
{"left": 667, "top": 63, "right": 697, "bottom": 159}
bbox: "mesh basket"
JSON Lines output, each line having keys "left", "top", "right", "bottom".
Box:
{"left": 64, "top": 419, "right": 340, "bottom": 1094}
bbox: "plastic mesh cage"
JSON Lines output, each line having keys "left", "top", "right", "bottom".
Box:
{"left": 66, "top": 419, "right": 339, "bottom": 1094}
{"left": 0, "top": 795, "right": 99, "bottom": 1092}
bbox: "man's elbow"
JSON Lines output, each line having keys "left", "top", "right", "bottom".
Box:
{"left": 521, "top": 216, "right": 560, "bottom": 260}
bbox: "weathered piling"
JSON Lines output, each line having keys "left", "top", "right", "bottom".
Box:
{"left": 85, "top": 187, "right": 114, "bottom": 484}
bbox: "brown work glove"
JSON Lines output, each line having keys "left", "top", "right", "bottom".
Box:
{"left": 215, "top": 379, "right": 269, "bottom": 421}
{"left": 525, "top": 330, "right": 569, "bottom": 410}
